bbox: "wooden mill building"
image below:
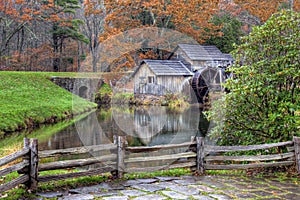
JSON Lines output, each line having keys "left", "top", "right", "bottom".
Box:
{"left": 168, "top": 43, "right": 234, "bottom": 71}
{"left": 131, "top": 44, "right": 234, "bottom": 102}
{"left": 133, "top": 60, "right": 193, "bottom": 95}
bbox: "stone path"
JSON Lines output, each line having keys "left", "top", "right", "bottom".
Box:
{"left": 36, "top": 174, "right": 300, "bottom": 199}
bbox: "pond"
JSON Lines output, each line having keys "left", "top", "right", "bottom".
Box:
{"left": 38, "top": 105, "right": 210, "bottom": 151}
{"left": 0, "top": 105, "right": 213, "bottom": 171}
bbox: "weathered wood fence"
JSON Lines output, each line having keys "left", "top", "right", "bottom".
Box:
{"left": 1, "top": 136, "right": 300, "bottom": 193}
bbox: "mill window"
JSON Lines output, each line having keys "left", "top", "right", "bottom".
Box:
{"left": 148, "top": 76, "right": 154, "bottom": 84}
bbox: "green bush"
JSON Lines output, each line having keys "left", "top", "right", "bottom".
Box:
{"left": 98, "top": 83, "right": 113, "bottom": 96}
{"left": 112, "top": 93, "right": 135, "bottom": 105}
{"left": 164, "top": 93, "right": 189, "bottom": 112}
{"left": 208, "top": 10, "right": 300, "bottom": 145}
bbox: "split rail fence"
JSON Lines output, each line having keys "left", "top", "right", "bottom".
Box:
{"left": 1, "top": 136, "right": 300, "bottom": 193}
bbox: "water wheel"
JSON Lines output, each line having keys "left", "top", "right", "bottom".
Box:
{"left": 191, "top": 67, "right": 225, "bottom": 103}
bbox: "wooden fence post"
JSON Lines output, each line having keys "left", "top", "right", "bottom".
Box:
{"left": 23, "top": 138, "right": 30, "bottom": 188}
{"left": 117, "top": 136, "right": 126, "bottom": 178}
{"left": 293, "top": 136, "right": 300, "bottom": 173}
{"left": 191, "top": 136, "right": 195, "bottom": 142}
{"left": 196, "top": 137, "right": 205, "bottom": 174}
{"left": 24, "top": 138, "right": 30, "bottom": 152}
{"left": 29, "top": 139, "right": 38, "bottom": 190}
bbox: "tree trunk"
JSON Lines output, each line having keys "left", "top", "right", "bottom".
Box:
{"left": 92, "top": 47, "right": 98, "bottom": 72}
{"left": 52, "top": 23, "right": 60, "bottom": 72}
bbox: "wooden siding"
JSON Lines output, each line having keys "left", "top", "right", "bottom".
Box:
{"left": 157, "top": 75, "right": 189, "bottom": 93}
{"left": 134, "top": 63, "right": 191, "bottom": 95}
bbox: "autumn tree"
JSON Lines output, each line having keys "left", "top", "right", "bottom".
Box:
{"left": 229, "top": 0, "right": 294, "bottom": 34}
{"left": 40, "top": 0, "right": 88, "bottom": 71}
{"left": 234, "top": 0, "right": 287, "bottom": 23}
{"left": 81, "top": 0, "right": 106, "bottom": 72}
{"left": 80, "top": 0, "right": 221, "bottom": 72}
{"left": 0, "top": 0, "right": 88, "bottom": 71}
{"left": 0, "top": 0, "right": 39, "bottom": 58}
{"left": 104, "top": 0, "right": 221, "bottom": 44}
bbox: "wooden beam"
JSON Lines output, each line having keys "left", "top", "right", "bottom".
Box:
{"left": 125, "top": 152, "right": 196, "bottom": 163}
{"left": 196, "top": 137, "right": 205, "bottom": 174}
{"left": 205, "top": 141, "right": 293, "bottom": 153}
{"left": 39, "top": 144, "right": 117, "bottom": 158}
{"left": 38, "top": 154, "right": 116, "bottom": 171}
{"left": 28, "top": 139, "right": 38, "bottom": 190}
{"left": 38, "top": 167, "right": 113, "bottom": 182}
{"left": 205, "top": 161, "right": 294, "bottom": 170}
{"left": 205, "top": 152, "right": 295, "bottom": 162}
{"left": 293, "top": 136, "right": 300, "bottom": 173}
{"left": 117, "top": 136, "right": 126, "bottom": 179}
{"left": 126, "top": 161, "right": 196, "bottom": 173}
{"left": 0, "top": 160, "right": 29, "bottom": 177}
{"left": 287, "top": 146, "right": 295, "bottom": 152}
{"left": 0, "top": 148, "right": 29, "bottom": 167}
{"left": 125, "top": 141, "right": 196, "bottom": 153}
{"left": 0, "top": 175, "right": 29, "bottom": 193}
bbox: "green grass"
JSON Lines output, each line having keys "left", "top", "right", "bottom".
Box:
{"left": 123, "top": 168, "right": 191, "bottom": 179}
{"left": 0, "top": 71, "right": 97, "bottom": 134}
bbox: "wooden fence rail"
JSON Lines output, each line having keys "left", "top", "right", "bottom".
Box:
{"left": 0, "top": 138, "right": 35, "bottom": 193}
{"left": 0, "top": 136, "right": 300, "bottom": 194}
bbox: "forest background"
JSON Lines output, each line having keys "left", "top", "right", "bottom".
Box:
{"left": 0, "top": 0, "right": 299, "bottom": 73}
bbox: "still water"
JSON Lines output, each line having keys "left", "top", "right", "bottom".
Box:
{"left": 38, "top": 106, "right": 209, "bottom": 151}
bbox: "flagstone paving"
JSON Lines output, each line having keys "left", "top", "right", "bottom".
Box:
{"left": 36, "top": 174, "right": 300, "bottom": 199}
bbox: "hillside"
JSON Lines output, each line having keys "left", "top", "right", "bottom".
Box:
{"left": 0, "top": 72, "right": 97, "bottom": 135}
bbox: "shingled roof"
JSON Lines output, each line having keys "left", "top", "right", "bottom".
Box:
{"left": 176, "top": 44, "right": 231, "bottom": 61}
{"left": 141, "top": 60, "right": 193, "bottom": 76}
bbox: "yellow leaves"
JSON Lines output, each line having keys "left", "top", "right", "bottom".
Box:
{"left": 21, "top": 14, "right": 32, "bottom": 21}
{"left": 102, "top": 0, "right": 220, "bottom": 43}
{"left": 276, "top": 71, "right": 284, "bottom": 76}
{"left": 294, "top": 1, "right": 300, "bottom": 12}
{"left": 60, "top": 22, "right": 73, "bottom": 27}
{"left": 49, "top": 14, "right": 61, "bottom": 22}
{"left": 233, "top": 0, "right": 287, "bottom": 23}
{"left": 48, "top": 0, "right": 55, "bottom": 7}
{"left": 15, "top": 0, "right": 25, "bottom": 4}
{"left": 84, "top": 0, "right": 105, "bottom": 16}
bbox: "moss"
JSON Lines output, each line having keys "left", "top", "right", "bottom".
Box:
{"left": 99, "top": 83, "right": 113, "bottom": 96}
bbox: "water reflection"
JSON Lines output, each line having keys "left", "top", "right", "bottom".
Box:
{"left": 39, "top": 106, "right": 209, "bottom": 150}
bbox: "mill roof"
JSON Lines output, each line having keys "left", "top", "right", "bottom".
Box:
{"left": 174, "top": 44, "right": 232, "bottom": 61}
{"left": 141, "top": 60, "right": 193, "bottom": 76}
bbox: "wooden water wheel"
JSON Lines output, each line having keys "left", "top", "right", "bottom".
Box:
{"left": 191, "top": 67, "right": 225, "bottom": 103}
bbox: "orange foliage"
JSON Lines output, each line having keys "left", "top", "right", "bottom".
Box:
{"left": 6, "top": 40, "right": 81, "bottom": 72}
{"left": 233, "top": 0, "right": 288, "bottom": 23}
{"left": 103, "top": 0, "right": 221, "bottom": 44}
{"left": 139, "top": 49, "right": 163, "bottom": 60}
{"left": 294, "top": 1, "right": 300, "bottom": 12}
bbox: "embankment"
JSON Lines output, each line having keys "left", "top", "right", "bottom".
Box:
{"left": 0, "top": 72, "right": 97, "bottom": 136}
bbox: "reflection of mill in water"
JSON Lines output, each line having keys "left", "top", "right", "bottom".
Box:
{"left": 112, "top": 106, "right": 208, "bottom": 146}
{"left": 134, "top": 107, "right": 167, "bottom": 144}
{"left": 112, "top": 106, "right": 167, "bottom": 145}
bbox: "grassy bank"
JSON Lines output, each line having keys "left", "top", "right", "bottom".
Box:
{"left": 0, "top": 71, "right": 97, "bottom": 135}
{"left": 0, "top": 109, "right": 95, "bottom": 158}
